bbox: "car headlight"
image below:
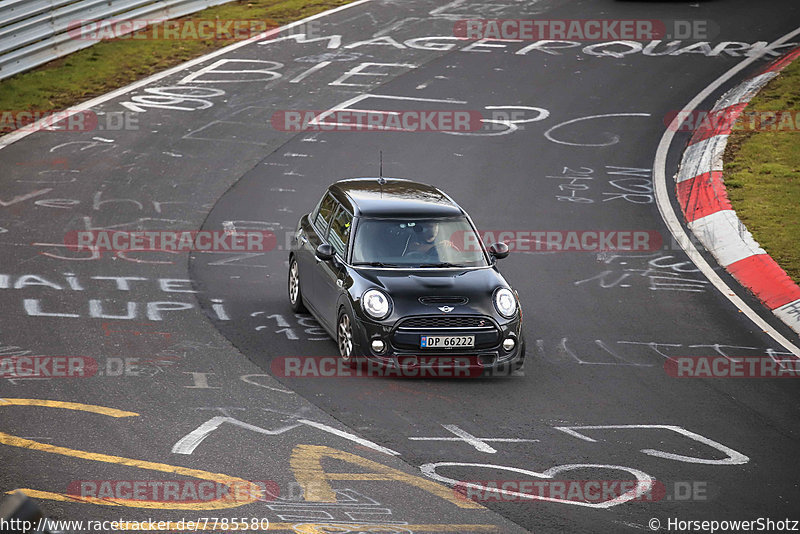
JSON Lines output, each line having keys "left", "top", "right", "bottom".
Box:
{"left": 494, "top": 288, "right": 517, "bottom": 318}
{"left": 362, "top": 289, "right": 392, "bottom": 320}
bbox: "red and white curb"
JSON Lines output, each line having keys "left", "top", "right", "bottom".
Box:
{"left": 676, "top": 48, "right": 800, "bottom": 335}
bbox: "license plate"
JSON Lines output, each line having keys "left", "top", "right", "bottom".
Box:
{"left": 420, "top": 335, "right": 475, "bottom": 348}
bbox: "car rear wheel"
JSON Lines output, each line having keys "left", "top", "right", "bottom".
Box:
{"left": 288, "top": 258, "right": 307, "bottom": 313}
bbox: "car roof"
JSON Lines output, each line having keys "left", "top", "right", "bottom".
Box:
{"left": 329, "top": 178, "right": 464, "bottom": 218}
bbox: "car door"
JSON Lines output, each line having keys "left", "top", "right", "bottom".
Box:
{"left": 316, "top": 204, "right": 353, "bottom": 329}
{"left": 298, "top": 191, "right": 337, "bottom": 316}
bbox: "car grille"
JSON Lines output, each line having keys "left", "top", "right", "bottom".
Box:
{"left": 398, "top": 316, "right": 492, "bottom": 329}
{"left": 418, "top": 296, "right": 469, "bottom": 306}
{"left": 392, "top": 315, "right": 500, "bottom": 350}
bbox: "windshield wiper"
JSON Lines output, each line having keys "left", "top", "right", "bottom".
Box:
{"left": 352, "top": 261, "right": 399, "bottom": 267}
{"left": 417, "top": 262, "right": 467, "bottom": 268}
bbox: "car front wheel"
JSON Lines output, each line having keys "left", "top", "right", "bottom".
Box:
{"left": 337, "top": 310, "right": 359, "bottom": 367}
{"left": 288, "top": 258, "right": 307, "bottom": 313}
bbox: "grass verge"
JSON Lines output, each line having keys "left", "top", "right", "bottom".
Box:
{"left": 723, "top": 58, "right": 800, "bottom": 285}
{"left": 0, "top": 0, "right": 352, "bottom": 124}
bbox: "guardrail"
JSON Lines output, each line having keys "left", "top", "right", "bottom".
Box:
{"left": 0, "top": 0, "right": 236, "bottom": 81}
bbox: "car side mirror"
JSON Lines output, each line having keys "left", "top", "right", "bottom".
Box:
{"left": 489, "top": 242, "right": 509, "bottom": 260}
{"left": 315, "top": 243, "right": 335, "bottom": 262}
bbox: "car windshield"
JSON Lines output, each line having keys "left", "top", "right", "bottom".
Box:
{"left": 351, "top": 217, "right": 489, "bottom": 267}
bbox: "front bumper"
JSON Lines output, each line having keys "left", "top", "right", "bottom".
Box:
{"left": 351, "top": 314, "right": 525, "bottom": 373}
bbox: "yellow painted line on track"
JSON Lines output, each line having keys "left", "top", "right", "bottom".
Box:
{"left": 0, "top": 398, "right": 139, "bottom": 417}
{"left": 1, "top": 398, "right": 261, "bottom": 510}
{"left": 1, "top": 401, "right": 491, "bottom": 524}
{"left": 290, "top": 445, "right": 482, "bottom": 509}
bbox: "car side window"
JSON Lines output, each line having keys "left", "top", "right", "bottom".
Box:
{"left": 313, "top": 193, "right": 337, "bottom": 236}
{"left": 328, "top": 206, "right": 353, "bottom": 259}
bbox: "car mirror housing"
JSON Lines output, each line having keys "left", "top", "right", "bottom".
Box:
{"left": 315, "top": 243, "right": 335, "bottom": 262}
{"left": 489, "top": 242, "right": 510, "bottom": 260}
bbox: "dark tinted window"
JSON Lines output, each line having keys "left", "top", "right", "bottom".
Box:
{"left": 313, "top": 193, "right": 337, "bottom": 235}
{"left": 329, "top": 207, "right": 353, "bottom": 258}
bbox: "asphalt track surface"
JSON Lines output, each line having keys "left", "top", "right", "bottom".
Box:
{"left": 1, "top": 1, "right": 800, "bottom": 533}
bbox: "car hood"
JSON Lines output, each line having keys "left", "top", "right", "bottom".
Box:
{"left": 351, "top": 266, "right": 512, "bottom": 320}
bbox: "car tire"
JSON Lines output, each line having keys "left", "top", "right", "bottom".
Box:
{"left": 337, "top": 309, "right": 361, "bottom": 368}
{"left": 288, "top": 257, "right": 307, "bottom": 313}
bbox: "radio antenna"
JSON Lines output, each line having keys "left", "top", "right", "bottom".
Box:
{"left": 378, "top": 151, "right": 386, "bottom": 194}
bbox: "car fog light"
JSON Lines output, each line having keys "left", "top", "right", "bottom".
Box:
{"left": 371, "top": 339, "right": 386, "bottom": 353}
{"left": 502, "top": 338, "right": 516, "bottom": 351}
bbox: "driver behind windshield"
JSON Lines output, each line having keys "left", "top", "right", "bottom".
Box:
{"left": 401, "top": 221, "right": 459, "bottom": 259}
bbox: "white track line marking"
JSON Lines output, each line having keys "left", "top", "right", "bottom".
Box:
{"left": 555, "top": 424, "right": 749, "bottom": 465}
{"left": 0, "top": 0, "right": 374, "bottom": 150}
{"left": 409, "top": 424, "right": 539, "bottom": 454}
{"left": 653, "top": 27, "right": 800, "bottom": 357}
{"left": 1, "top": 0, "right": 404, "bottom": 462}
{"left": 298, "top": 419, "right": 400, "bottom": 455}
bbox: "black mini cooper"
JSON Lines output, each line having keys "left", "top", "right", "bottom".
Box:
{"left": 288, "top": 178, "right": 525, "bottom": 374}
